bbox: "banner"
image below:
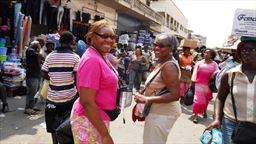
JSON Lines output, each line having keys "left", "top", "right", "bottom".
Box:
{"left": 232, "top": 9, "right": 256, "bottom": 37}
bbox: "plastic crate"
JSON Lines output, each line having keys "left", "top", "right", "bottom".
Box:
{"left": 0, "top": 41, "right": 5, "bottom": 47}
{"left": 0, "top": 47, "right": 7, "bottom": 55}
{"left": 0, "top": 55, "right": 7, "bottom": 61}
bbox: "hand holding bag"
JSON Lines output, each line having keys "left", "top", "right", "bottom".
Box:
{"left": 132, "top": 62, "right": 166, "bottom": 122}
{"left": 142, "top": 87, "right": 169, "bottom": 117}
{"left": 230, "top": 72, "right": 256, "bottom": 144}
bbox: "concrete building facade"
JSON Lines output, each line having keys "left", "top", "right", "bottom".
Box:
{"left": 149, "top": 0, "right": 188, "bottom": 38}
{"left": 63, "top": 0, "right": 189, "bottom": 38}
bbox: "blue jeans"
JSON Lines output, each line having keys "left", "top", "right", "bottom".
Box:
{"left": 128, "top": 69, "right": 136, "bottom": 91}
{"left": 26, "top": 77, "right": 40, "bottom": 109}
{"left": 128, "top": 69, "right": 142, "bottom": 91}
{"left": 222, "top": 117, "right": 236, "bottom": 144}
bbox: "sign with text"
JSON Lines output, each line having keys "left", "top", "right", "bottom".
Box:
{"left": 232, "top": 9, "right": 256, "bottom": 37}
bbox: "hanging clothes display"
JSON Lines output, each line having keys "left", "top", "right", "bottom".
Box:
{"left": 0, "top": 1, "right": 15, "bottom": 42}
{"left": 94, "top": 15, "right": 102, "bottom": 22}
{"left": 72, "top": 20, "right": 89, "bottom": 41}
{"left": 75, "top": 11, "right": 81, "bottom": 21}
{"left": 41, "top": 0, "right": 58, "bottom": 33}
{"left": 21, "top": 0, "right": 41, "bottom": 24}
{"left": 82, "top": 13, "right": 91, "bottom": 23}
{"left": 57, "top": 6, "right": 64, "bottom": 29}
{"left": 60, "top": 7, "right": 71, "bottom": 31}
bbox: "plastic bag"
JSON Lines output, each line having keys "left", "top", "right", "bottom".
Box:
{"left": 40, "top": 80, "right": 49, "bottom": 99}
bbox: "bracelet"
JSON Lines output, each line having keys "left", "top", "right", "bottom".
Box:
{"left": 145, "top": 97, "right": 150, "bottom": 104}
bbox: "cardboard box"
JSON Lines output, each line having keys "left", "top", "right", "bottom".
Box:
{"left": 180, "top": 39, "right": 198, "bottom": 49}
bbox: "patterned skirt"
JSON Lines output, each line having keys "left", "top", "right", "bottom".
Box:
{"left": 70, "top": 109, "right": 110, "bottom": 144}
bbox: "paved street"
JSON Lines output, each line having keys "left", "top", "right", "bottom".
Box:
{"left": 0, "top": 94, "right": 216, "bottom": 144}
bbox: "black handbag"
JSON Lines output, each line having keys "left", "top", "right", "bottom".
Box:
{"left": 56, "top": 118, "right": 74, "bottom": 144}
{"left": 208, "top": 73, "right": 218, "bottom": 93}
{"left": 230, "top": 72, "right": 256, "bottom": 144}
{"left": 103, "top": 108, "right": 121, "bottom": 121}
{"left": 184, "top": 85, "right": 194, "bottom": 106}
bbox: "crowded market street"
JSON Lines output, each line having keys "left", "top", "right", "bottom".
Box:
{"left": 0, "top": 94, "right": 216, "bottom": 144}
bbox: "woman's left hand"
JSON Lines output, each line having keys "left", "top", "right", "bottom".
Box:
{"left": 134, "top": 92, "right": 147, "bottom": 103}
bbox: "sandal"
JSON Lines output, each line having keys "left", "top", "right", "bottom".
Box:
{"left": 193, "top": 115, "right": 198, "bottom": 124}
{"left": 24, "top": 108, "right": 38, "bottom": 115}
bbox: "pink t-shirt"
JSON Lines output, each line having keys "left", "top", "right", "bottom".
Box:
{"left": 73, "top": 47, "right": 118, "bottom": 120}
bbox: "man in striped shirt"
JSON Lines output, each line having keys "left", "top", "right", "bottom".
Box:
{"left": 41, "top": 31, "right": 80, "bottom": 144}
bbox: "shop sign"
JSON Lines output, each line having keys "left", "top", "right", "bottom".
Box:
{"left": 232, "top": 9, "right": 256, "bottom": 37}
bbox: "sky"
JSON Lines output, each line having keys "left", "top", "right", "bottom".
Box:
{"left": 172, "top": 0, "right": 256, "bottom": 48}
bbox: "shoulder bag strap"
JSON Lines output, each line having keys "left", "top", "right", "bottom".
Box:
{"left": 140, "top": 60, "right": 173, "bottom": 94}
{"left": 230, "top": 72, "right": 238, "bottom": 122}
{"left": 140, "top": 68, "right": 161, "bottom": 94}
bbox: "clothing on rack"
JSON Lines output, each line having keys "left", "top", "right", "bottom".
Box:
{"left": 21, "top": 0, "right": 41, "bottom": 24}
{"left": 75, "top": 11, "right": 81, "bottom": 21}
{"left": 82, "top": 13, "right": 90, "bottom": 23}
{"left": 57, "top": 6, "right": 64, "bottom": 29}
{"left": 72, "top": 20, "right": 89, "bottom": 41}
{"left": 60, "top": 7, "right": 71, "bottom": 31}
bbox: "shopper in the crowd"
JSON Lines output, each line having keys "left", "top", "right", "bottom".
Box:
{"left": 107, "top": 48, "right": 121, "bottom": 69}
{"left": 45, "top": 41, "right": 55, "bottom": 55}
{"left": 24, "top": 40, "right": 42, "bottom": 115}
{"left": 0, "top": 76, "right": 9, "bottom": 113}
{"left": 70, "top": 20, "right": 117, "bottom": 144}
{"left": 205, "top": 37, "right": 256, "bottom": 144}
{"left": 193, "top": 45, "right": 206, "bottom": 63}
{"left": 179, "top": 46, "right": 193, "bottom": 103}
{"left": 37, "top": 37, "right": 47, "bottom": 61}
{"left": 134, "top": 33, "right": 181, "bottom": 144}
{"left": 128, "top": 47, "right": 148, "bottom": 92}
{"left": 41, "top": 31, "right": 80, "bottom": 144}
{"left": 215, "top": 49, "right": 239, "bottom": 90}
{"left": 191, "top": 48, "right": 219, "bottom": 123}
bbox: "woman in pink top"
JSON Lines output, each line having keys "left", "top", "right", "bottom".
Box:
{"left": 191, "top": 48, "right": 218, "bottom": 123}
{"left": 70, "top": 20, "right": 118, "bottom": 144}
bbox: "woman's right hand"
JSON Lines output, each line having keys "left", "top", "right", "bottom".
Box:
{"left": 102, "top": 134, "right": 114, "bottom": 144}
{"left": 204, "top": 120, "right": 221, "bottom": 133}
